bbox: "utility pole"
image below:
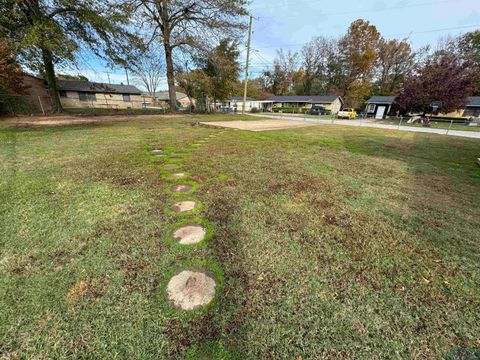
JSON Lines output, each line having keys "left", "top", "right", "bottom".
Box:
{"left": 106, "top": 72, "right": 111, "bottom": 84}
{"left": 125, "top": 67, "right": 130, "bottom": 85}
{"left": 242, "top": 15, "right": 253, "bottom": 115}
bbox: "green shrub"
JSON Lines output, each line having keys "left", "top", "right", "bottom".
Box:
{"left": 0, "top": 89, "right": 36, "bottom": 114}
{"left": 273, "top": 107, "right": 306, "bottom": 113}
{"left": 250, "top": 107, "right": 259, "bottom": 113}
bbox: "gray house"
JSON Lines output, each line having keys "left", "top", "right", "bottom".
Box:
{"left": 365, "top": 96, "right": 396, "bottom": 119}
{"left": 463, "top": 97, "right": 480, "bottom": 118}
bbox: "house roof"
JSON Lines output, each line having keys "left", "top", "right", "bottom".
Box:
{"left": 366, "top": 96, "right": 396, "bottom": 104}
{"left": 467, "top": 96, "right": 480, "bottom": 107}
{"left": 228, "top": 96, "right": 257, "bottom": 101}
{"left": 57, "top": 80, "right": 142, "bottom": 94}
{"left": 149, "top": 91, "right": 188, "bottom": 100}
{"left": 268, "top": 95, "right": 342, "bottom": 103}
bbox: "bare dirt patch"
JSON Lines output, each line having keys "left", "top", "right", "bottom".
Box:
{"left": 5, "top": 114, "right": 180, "bottom": 127}
{"left": 200, "top": 120, "right": 318, "bottom": 132}
{"left": 166, "top": 270, "right": 216, "bottom": 310}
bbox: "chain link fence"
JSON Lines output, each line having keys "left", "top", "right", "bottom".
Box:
{"left": 0, "top": 93, "right": 53, "bottom": 115}
{"left": 0, "top": 93, "right": 197, "bottom": 116}
{"left": 376, "top": 116, "right": 480, "bottom": 133}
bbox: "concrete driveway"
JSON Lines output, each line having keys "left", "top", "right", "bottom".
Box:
{"left": 248, "top": 114, "right": 480, "bottom": 139}
{"left": 200, "top": 119, "right": 318, "bottom": 132}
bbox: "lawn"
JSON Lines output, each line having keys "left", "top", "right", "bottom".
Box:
{"left": 1, "top": 114, "right": 479, "bottom": 359}
{"left": 376, "top": 118, "right": 480, "bottom": 132}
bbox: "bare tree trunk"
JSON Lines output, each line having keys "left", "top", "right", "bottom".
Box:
{"left": 160, "top": 0, "right": 176, "bottom": 111}
{"left": 41, "top": 46, "right": 62, "bottom": 113}
{"left": 164, "top": 42, "right": 177, "bottom": 110}
{"left": 186, "top": 94, "right": 193, "bottom": 110}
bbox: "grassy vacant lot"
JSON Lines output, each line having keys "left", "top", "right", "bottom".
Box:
{"left": 1, "top": 114, "right": 479, "bottom": 359}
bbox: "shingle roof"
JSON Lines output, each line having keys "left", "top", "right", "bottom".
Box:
{"left": 467, "top": 97, "right": 480, "bottom": 107}
{"left": 269, "top": 95, "right": 341, "bottom": 103}
{"left": 57, "top": 80, "right": 141, "bottom": 94}
{"left": 229, "top": 96, "right": 257, "bottom": 101}
{"left": 366, "top": 96, "right": 396, "bottom": 104}
{"left": 150, "top": 91, "right": 188, "bottom": 100}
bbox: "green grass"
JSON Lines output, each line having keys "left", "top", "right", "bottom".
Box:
{"left": 1, "top": 114, "right": 479, "bottom": 359}
{"left": 377, "top": 118, "right": 480, "bottom": 132}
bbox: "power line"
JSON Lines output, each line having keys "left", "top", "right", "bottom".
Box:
{"left": 252, "top": 23, "right": 480, "bottom": 50}
{"left": 250, "top": 0, "right": 449, "bottom": 13}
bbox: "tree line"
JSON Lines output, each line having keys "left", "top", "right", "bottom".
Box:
{"left": 0, "top": 1, "right": 479, "bottom": 115}
{"left": 0, "top": 0, "right": 248, "bottom": 112}
{"left": 255, "top": 20, "right": 480, "bottom": 114}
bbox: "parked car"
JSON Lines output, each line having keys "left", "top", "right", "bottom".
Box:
{"left": 309, "top": 105, "right": 327, "bottom": 115}
{"left": 337, "top": 108, "right": 357, "bottom": 119}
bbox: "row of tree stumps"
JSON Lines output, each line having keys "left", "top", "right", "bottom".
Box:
{"left": 151, "top": 132, "right": 223, "bottom": 311}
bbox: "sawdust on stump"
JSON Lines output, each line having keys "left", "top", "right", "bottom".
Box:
{"left": 173, "top": 224, "right": 206, "bottom": 244}
{"left": 167, "top": 270, "right": 216, "bottom": 310}
{"left": 170, "top": 184, "right": 192, "bottom": 192}
{"left": 171, "top": 201, "right": 196, "bottom": 213}
{"left": 164, "top": 164, "right": 179, "bottom": 170}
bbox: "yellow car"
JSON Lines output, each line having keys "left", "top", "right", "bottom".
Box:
{"left": 337, "top": 108, "right": 357, "bottom": 119}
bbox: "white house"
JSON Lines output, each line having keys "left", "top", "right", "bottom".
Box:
{"left": 219, "top": 97, "right": 271, "bottom": 112}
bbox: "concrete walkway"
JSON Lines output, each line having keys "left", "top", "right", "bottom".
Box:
{"left": 248, "top": 114, "right": 480, "bottom": 140}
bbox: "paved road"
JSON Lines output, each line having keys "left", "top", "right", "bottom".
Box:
{"left": 248, "top": 114, "right": 480, "bottom": 140}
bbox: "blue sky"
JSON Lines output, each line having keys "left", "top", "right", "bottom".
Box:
{"left": 71, "top": 0, "right": 480, "bottom": 90}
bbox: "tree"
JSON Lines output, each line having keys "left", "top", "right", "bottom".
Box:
{"left": 299, "top": 36, "right": 334, "bottom": 95}
{"left": 176, "top": 68, "right": 209, "bottom": 111}
{"left": 457, "top": 30, "right": 480, "bottom": 94}
{"left": 234, "top": 77, "right": 272, "bottom": 100}
{"left": 263, "top": 49, "right": 300, "bottom": 95}
{"left": 133, "top": 0, "right": 247, "bottom": 109}
{"left": 374, "top": 39, "right": 414, "bottom": 95}
{"left": 337, "top": 19, "right": 381, "bottom": 107}
{"left": 0, "top": 38, "right": 25, "bottom": 94}
{"left": 200, "top": 39, "right": 240, "bottom": 106}
{"left": 57, "top": 74, "right": 89, "bottom": 81}
{"left": 1, "top": 0, "right": 138, "bottom": 112}
{"left": 131, "top": 49, "right": 165, "bottom": 101}
{"left": 396, "top": 53, "right": 477, "bottom": 115}
{"left": 458, "top": 30, "right": 480, "bottom": 66}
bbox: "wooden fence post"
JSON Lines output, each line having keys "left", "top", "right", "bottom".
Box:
{"left": 38, "top": 96, "right": 45, "bottom": 115}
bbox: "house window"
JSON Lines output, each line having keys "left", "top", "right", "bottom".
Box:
{"left": 78, "top": 92, "right": 96, "bottom": 101}
{"left": 367, "top": 104, "right": 376, "bottom": 113}
{"left": 122, "top": 94, "right": 131, "bottom": 102}
{"left": 59, "top": 90, "right": 67, "bottom": 98}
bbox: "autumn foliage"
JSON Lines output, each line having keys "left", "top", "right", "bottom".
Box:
{"left": 396, "top": 53, "right": 478, "bottom": 115}
{"left": 0, "top": 38, "right": 25, "bottom": 94}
